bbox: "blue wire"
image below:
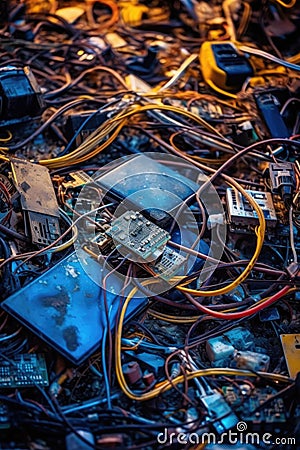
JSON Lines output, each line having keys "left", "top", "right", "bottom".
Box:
{"left": 58, "top": 109, "right": 101, "bottom": 157}
{"left": 101, "top": 325, "right": 112, "bottom": 409}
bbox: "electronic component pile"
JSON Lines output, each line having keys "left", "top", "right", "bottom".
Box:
{"left": 0, "top": 1, "right": 300, "bottom": 449}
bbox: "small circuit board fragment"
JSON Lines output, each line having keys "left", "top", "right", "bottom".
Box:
{"left": 106, "top": 211, "right": 170, "bottom": 262}
{"left": 226, "top": 189, "right": 277, "bottom": 229}
{"left": 0, "top": 354, "right": 49, "bottom": 388}
{"left": 151, "top": 247, "right": 186, "bottom": 280}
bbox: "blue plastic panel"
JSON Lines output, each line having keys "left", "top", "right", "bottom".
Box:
{"left": 2, "top": 252, "right": 147, "bottom": 364}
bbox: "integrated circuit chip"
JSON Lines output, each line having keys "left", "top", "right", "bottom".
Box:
{"left": 106, "top": 211, "right": 170, "bottom": 262}
{"left": 151, "top": 247, "right": 186, "bottom": 280}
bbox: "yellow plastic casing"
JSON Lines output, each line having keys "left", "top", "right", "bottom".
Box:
{"left": 200, "top": 41, "right": 253, "bottom": 92}
{"left": 200, "top": 41, "right": 230, "bottom": 90}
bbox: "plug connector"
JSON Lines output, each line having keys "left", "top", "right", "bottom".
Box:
{"left": 200, "top": 391, "right": 239, "bottom": 434}
{"left": 269, "top": 162, "right": 295, "bottom": 206}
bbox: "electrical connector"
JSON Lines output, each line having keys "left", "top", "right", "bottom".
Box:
{"left": 199, "top": 41, "right": 253, "bottom": 91}
{"left": 200, "top": 391, "right": 239, "bottom": 434}
{"left": 269, "top": 162, "right": 295, "bottom": 206}
{"left": 286, "top": 261, "right": 300, "bottom": 279}
{"left": 254, "top": 90, "right": 290, "bottom": 138}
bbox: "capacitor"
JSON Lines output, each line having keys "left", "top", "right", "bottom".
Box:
{"left": 143, "top": 372, "right": 155, "bottom": 386}
{"left": 122, "top": 361, "right": 142, "bottom": 385}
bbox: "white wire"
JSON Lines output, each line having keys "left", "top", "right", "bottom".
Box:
{"left": 239, "top": 45, "right": 300, "bottom": 72}
{"left": 280, "top": 97, "right": 300, "bottom": 115}
{"left": 157, "top": 54, "right": 198, "bottom": 93}
{"left": 289, "top": 205, "right": 298, "bottom": 263}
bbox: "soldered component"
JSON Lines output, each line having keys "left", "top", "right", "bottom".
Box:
{"left": 206, "top": 337, "right": 235, "bottom": 363}
{"left": 150, "top": 247, "right": 186, "bottom": 280}
{"left": 122, "top": 361, "right": 143, "bottom": 385}
{"left": 226, "top": 188, "right": 277, "bottom": 230}
{"left": 0, "top": 354, "right": 48, "bottom": 388}
{"left": 206, "top": 327, "right": 270, "bottom": 371}
{"left": 106, "top": 211, "right": 170, "bottom": 262}
{"left": 200, "top": 391, "right": 239, "bottom": 434}
{"left": 223, "top": 386, "right": 286, "bottom": 431}
{"left": 62, "top": 171, "right": 93, "bottom": 190}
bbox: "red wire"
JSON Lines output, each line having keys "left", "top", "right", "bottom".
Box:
{"left": 187, "top": 285, "right": 291, "bottom": 320}
{"left": 0, "top": 180, "right": 12, "bottom": 224}
{"left": 0, "top": 180, "right": 11, "bottom": 201}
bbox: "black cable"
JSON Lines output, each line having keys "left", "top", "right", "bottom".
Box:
{"left": 0, "top": 223, "right": 30, "bottom": 242}
{"left": 0, "top": 236, "right": 12, "bottom": 285}
{"left": 58, "top": 98, "right": 121, "bottom": 156}
{"left": 128, "top": 320, "right": 164, "bottom": 346}
{"left": 51, "top": 396, "right": 99, "bottom": 450}
{"left": 6, "top": 98, "right": 106, "bottom": 152}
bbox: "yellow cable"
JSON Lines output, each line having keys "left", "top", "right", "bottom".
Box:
{"left": 105, "top": 103, "right": 223, "bottom": 138}
{"left": 38, "top": 101, "right": 225, "bottom": 169}
{"left": 144, "top": 91, "right": 240, "bottom": 111}
{"left": 39, "top": 119, "right": 126, "bottom": 169}
{"left": 191, "top": 154, "right": 229, "bottom": 165}
{"left": 115, "top": 283, "right": 290, "bottom": 401}
{"left": 65, "top": 121, "right": 126, "bottom": 167}
{"left": 206, "top": 79, "right": 238, "bottom": 99}
{"left": 82, "top": 246, "right": 98, "bottom": 259}
{"left": 122, "top": 335, "right": 145, "bottom": 351}
{"left": 237, "top": 1, "right": 251, "bottom": 37}
{"left": 176, "top": 179, "right": 266, "bottom": 297}
{"left": 147, "top": 309, "right": 199, "bottom": 323}
{"left": 288, "top": 53, "right": 300, "bottom": 64}
{"left": 0, "top": 131, "right": 12, "bottom": 143}
{"left": 275, "top": 0, "right": 296, "bottom": 7}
